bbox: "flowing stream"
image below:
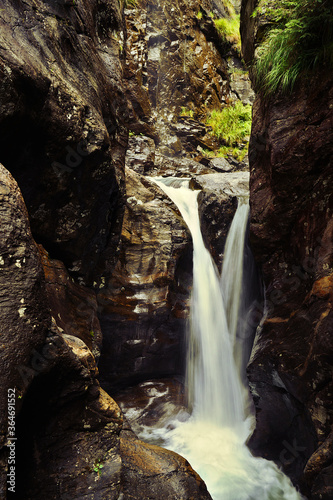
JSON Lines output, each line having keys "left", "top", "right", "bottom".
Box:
{"left": 134, "top": 177, "right": 304, "bottom": 500}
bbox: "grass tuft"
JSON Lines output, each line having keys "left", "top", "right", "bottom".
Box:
{"left": 124, "top": 0, "right": 137, "bottom": 8}
{"left": 254, "top": 0, "right": 333, "bottom": 95}
{"left": 206, "top": 101, "right": 252, "bottom": 161}
{"left": 215, "top": 16, "right": 241, "bottom": 51}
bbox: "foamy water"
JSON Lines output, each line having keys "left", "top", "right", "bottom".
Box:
{"left": 132, "top": 176, "right": 306, "bottom": 500}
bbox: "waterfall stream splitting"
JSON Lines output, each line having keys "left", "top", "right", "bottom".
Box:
{"left": 130, "top": 176, "right": 305, "bottom": 500}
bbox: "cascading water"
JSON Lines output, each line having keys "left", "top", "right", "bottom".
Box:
{"left": 135, "top": 177, "right": 304, "bottom": 500}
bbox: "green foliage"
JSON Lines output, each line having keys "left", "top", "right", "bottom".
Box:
{"left": 179, "top": 107, "right": 194, "bottom": 118}
{"left": 91, "top": 459, "right": 104, "bottom": 475}
{"left": 223, "top": 0, "right": 238, "bottom": 17}
{"left": 254, "top": 0, "right": 333, "bottom": 95}
{"left": 215, "top": 16, "right": 241, "bottom": 50}
{"left": 206, "top": 101, "right": 252, "bottom": 161}
{"left": 214, "top": 1, "right": 241, "bottom": 53}
{"left": 206, "top": 101, "right": 252, "bottom": 144}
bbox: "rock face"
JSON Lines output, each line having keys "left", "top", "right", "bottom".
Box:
{"left": 39, "top": 246, "right": 103, "bottom": 361}
{"left": 0, "top": 0, "right": 127, "bottom": 284}
{"left": 242, "top": 2, "right": 333, "bottom": 497}
{"left": 98, "top": 165, "right": 193, "bottom": 391}
{"left": 124, "top": 0, "right": 251, "bottom": 156}
{"left": 0, "top": 163, "right": 212, "bottom": 499}
{"left": 0, "top": 164, "right": 50, "bottom": 498}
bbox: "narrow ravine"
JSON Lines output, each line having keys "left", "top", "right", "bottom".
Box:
{"left": 128, "top": 176, "right": 305, "bottom": 500}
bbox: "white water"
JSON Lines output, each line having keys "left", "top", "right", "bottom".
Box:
{"left": 144, "top": 177, "right": 304, "bottom": 500}
{"left": 221, "top": 197, "right": 250, "bottom": 349}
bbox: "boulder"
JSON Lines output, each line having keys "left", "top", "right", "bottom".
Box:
{"left": 120, "top": 427, "right": 212, "bottom": 500}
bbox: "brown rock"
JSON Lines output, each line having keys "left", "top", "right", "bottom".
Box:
{"left": 0, "top": 0, "right": 127, "bottom": 284}
{"left": 196, "top": 172, "right": 249, "bottom": 270}
{"left": 39, "top": 246, "right": 103, "bottom": 360}
{"left": 120, "top": 428, "right": 212, "bottom": 500}
{"left": 15, "top": 333, "right": 124, "bottom": 500}
{"left": 98, "top": 167, "right": 193, "bottom": 391}
{"left": 243, "top": 49, "right": 333, "bottom": 498}
{"left": 0, "top": 163, "right": 50, "bottom": 497}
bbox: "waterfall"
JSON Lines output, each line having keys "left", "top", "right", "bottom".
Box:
{"left": 152, "top": 177, "right": 244, "bottom": 426}
{"left": 221, "top": 197, "right": 250, "bottom": 349}
{"left": 142, "top": 177, "right": 304, "bottom": 500}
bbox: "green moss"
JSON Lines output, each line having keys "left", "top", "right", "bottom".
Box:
{"left": 253, "top": 0, "right": 333, "bottom": 95}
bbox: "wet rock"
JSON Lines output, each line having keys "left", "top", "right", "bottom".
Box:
{"left": 15, "top": 332, "right": 124, "bottom": 500}
{"left": 120, "top": 427, "right": 212, "bottom": 500}
{"left": 209, "top": 156, "right": 234, "bottom": 172}
{"left": 126, "top": 135, "right": 156, "bottom": 174}
{"left": 241, "top": 3, "right": 333, "bottom": 492}
{"left": 153, "top": 154, "right": 213, "bottom": 177}
{"left": 0, "top": 164, "right": 50, "bottom": 497}
{"left": 116, "top": 378, "right": 187, "bottom": 440}
{"left": 194, "top": 172, "right": 249, "bottom": 270}
{"left": 98, "top": 167, "right": 193, "bottom": 391}
{"left": 0, "top": 164, "right": 124, "bottom": 500}
{"left": 39, "top": 246, "right": 103, "bottom": 361}
{"left": 194, "top": 171, "right": 249, "bottom": 196}
{"left": 0, "top": 0, "right": 127, "bottom": 284}
{"left": 228, "top": 57, "right": 255, "bottom": 105}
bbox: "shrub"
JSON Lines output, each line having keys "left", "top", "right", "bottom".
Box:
{"left": 253, "top": 0, "right": 333, "bottom": 95}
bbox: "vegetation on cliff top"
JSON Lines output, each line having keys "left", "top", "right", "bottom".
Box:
{"left": 214, "top": 2, "right": 241, "bottom": 54}
{"left": 254, "top": 0, "right": 333, "bottom": 95}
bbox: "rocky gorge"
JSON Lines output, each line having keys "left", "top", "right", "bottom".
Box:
{"left": 0, "top": 0, "right": 332, "bottom": 499}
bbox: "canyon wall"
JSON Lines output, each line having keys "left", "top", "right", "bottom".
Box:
{"left": 98, "top": 0, "right": 251, "bottom": 390}
{"left": 241, "top": 1, "right": 333, "bottom": 498}
{"left": 0, "top": 0, "right": 246, "bottom": 497}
